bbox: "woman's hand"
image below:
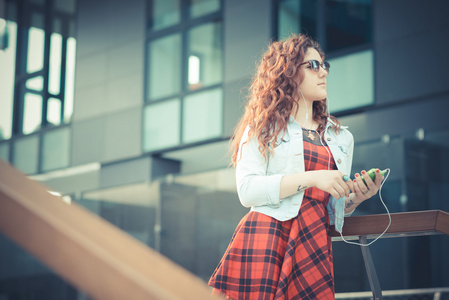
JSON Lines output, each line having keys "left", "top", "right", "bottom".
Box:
{"left": 310, "top": 170, "right": 354, "bottom": 200}
{"left": 351, "top": 169, "right": 384, "bottom": 203}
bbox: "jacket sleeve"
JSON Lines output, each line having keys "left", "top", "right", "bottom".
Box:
{"left": 328, "top": 128, "right": 355, "bottom": 227}
{"left": 235, "top": 126, "right": 283, "bottom": 208}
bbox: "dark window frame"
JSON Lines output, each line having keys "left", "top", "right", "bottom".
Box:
{"left": 143, "top": 0, "right": 225, "bottom": 155}
{"left": 0, "top": 0, "right": 77, "bottom": 175}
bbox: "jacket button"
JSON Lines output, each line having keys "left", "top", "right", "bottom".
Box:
{"left": 337, "top": 158, "right": 342, "bottom": 164}
{"left": 327, "top": 137, "right": 332, "bottom": 141}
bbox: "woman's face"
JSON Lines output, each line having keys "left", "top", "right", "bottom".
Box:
{"left": 298, "top": 47, "right": 329, "bottom": 101}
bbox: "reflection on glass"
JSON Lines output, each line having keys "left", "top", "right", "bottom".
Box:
{"left": 148, "top": 34, "right": 181, "bottom": 100}
{"left": 26, "top": 27, "right": 45, "bottom": 73}
{"left": 64, "top": 37, "right": 76, "bottom": 123}
{"left": 188, "top": 22, "right": 222, "bottom": 90}
{"left": 183, "top": 88, "right": 222, "bottom": 143}
{"left": 13, "top": 135, "right": 39, "bottom": 174}
{"left": 23, "top": 93, "right": 43, "bottom": 135}
{"left": 190, "top": 0, "right": 220, "bottom": 18}
{"left": 49, "top": 32, "right": 62, "bottom": 95}
{"left": 25, "top": 76, "right": 43, "bottom": 91}
{"left": 47, "top": 98, "right": 62, "bottom": 126}
{"left": 327, "top": 50, "right": 373, "bottom": 113}
{"left": 42, "top": 127, "right": 70, "bottom": 172}
{"left": 151, "top": 0, "right": 180, "bottom": 31}
{"left": 0, "top": 19, "right": 17, "bottom": 140}
{"left": 325, "top": 0, "right": 372, "bottom": 51}
{"left": 188, "top": 55, "right": 200, "bottom": 86}
{"left": 143, "top": 99, "right": 180, "bottom": 151}
{"left": 278, "top": 0, "right": 300, "bottom": 39}
{"left": 0, "top": 143, "right": 9, "bottom": 162}
{"left": 277, "top": 0, "right": 317, "bottom": 40}
{"left": 160, "top": 168, "right": 245, "bottom": 281}
{"left": 81, "top": 182, "right": 159, "bottom": 247}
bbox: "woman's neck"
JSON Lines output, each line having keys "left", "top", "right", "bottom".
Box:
{"left": 293, "top": 100, "right": 316, "bottom": 130}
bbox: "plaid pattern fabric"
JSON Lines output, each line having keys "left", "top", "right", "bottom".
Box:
{"left": 209, "top": 131, "right": 337, "bottom": 300}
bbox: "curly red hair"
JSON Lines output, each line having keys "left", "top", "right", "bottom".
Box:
{"left": 231, "top": 34, "right": 341, "bottom": 167}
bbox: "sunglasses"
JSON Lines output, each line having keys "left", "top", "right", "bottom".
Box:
{"left": 299, "top": 60, "right": 330, "bottom": 74}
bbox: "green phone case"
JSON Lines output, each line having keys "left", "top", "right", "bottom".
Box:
{"left": 362, "top": 168, "right": 387, "bottom": 185}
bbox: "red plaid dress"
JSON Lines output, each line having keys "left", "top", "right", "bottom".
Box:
{"left": 209, "top": 128, "right": 337, "bottom": 300}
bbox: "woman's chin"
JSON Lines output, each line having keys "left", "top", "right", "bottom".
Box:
{"left": 313, "top": 94, "right": 327, "bottom": 101}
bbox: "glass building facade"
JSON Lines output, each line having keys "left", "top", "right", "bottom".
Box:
{"left": 1, "top": 0, "right": 449, "bottom": 298}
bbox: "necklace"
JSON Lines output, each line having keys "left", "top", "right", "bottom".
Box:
{"left": 302, "top": 127, "right": 316, "bottom": 141}
{"left": 307, "top": 130, "right": 315, "bottom": 141}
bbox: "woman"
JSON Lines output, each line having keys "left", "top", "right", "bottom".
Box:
{"left": 208, "top": 34, "right": 383, "bottom": 299}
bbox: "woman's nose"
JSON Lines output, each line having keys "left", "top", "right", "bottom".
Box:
{"left": 319, "top": 66, "right": 328, "bottom": 78}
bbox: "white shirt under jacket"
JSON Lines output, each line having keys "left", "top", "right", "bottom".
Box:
{"left": 236, "top": 116, "right": 354, "bottom": 233}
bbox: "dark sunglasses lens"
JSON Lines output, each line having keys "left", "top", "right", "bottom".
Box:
{"left": 310, "top": 60, "right": 320, "bottom": 72}
{"left": 323, "top": 61, "right": 330, "bottom": 73}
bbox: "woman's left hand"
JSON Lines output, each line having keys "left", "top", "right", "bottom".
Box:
{"left": 351, "top": 169, "right": 384, "bottom": 202}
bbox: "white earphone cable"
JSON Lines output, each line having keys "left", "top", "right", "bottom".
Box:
{"left": 304, "top": 92, "right": 391, "bottom": 246}
{"left": 339, "top": 168, "right": 392, "bottom": 247}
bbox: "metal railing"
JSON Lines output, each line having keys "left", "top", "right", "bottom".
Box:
{"left": 1, "top": 158, "right": 448, "bottom": 299}
{"left": 336, "top": 287, "right": 449, "bottom": 300}
{"left": 330, "top": 211, "right": 449, "bottom": 300}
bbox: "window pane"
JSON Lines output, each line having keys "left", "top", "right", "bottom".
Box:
{"left": 81, "top": 182, "right": 159, "bottom": 248}
{"left": 23, "top": 93, "right": 43, "bottom": 134}
{"left": 143, "top": 99, "right": 180, "bottom": 151}
{"left": 327, "top": 50, "right": 374, "bottom": 112}
{"left": 278, "top": 0, "right": 317, "bottom": 40}
{"left": 42, "top": 127, "right": 70, "bottom": 172}
{"left": 47, "top": 98, "right": 62, "bottom": 126}
{"left": 159, "top": 168, "right": 244, "bottom": 281}
{"left": 0, "top": 143, "right": 9, "bottom": 162}
{"left": 25, "top": 75, "right": 44, "bottom": 91}
{"left": 188, "top": 22, "right": 222, "bottom": 91}
{"left": 190, "top": 0, "right": 220, "bottom": 18}
{"left": 148, "top": 34, "right": 181, "bottom": 100}
{"left": 0, "top": 19, "right": 17, "bottom": 141}
{"left": 13, "top": 135, "right": 39, "bottom": 174}
{"left": 325, "top": 0, "right": 372, "bottom": 51}
{"left": 64, "top": 37, "right": 76, "bottom": 123}
{"left": 150, "top": 0, "right": 180, "bottom": 31}
{"left": 49, "top": 32, "right": 63, "bottom": 95}
{"left": 26, "top": 26, "right": 45, "bottom": 73}
{"left": 183, "top": 88, "right": 222, "bottom": 143}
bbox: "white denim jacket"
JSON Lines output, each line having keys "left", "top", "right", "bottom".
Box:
{"left": 236, "top": 116, "right": 354, "bottom": 233}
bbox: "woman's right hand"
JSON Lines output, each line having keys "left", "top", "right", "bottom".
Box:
{"left": 309, "top": 170, "right": 353, "bottom": 199}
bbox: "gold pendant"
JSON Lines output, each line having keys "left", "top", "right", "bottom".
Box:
{"left": 308, "top": 130, "right": 315, "bottom": 141}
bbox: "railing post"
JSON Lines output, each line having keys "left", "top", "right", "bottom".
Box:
{"left": 359, "top": 236, "right": 383, "bottom": 300}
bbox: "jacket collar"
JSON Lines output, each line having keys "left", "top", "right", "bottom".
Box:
{"left": 289, "top": 115, "right": 348, "bottom": 129}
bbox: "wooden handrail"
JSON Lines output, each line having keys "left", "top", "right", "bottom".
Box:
{"left": 331, "top": 210, "right": 449, "bottom": 240}
{"left": 330, "top": 209, "right": 449, "bottom": 300}
{"left": 0, "top": 159, "right": 222, "bottom": 300}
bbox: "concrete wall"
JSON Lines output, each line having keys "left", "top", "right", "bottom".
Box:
{"left": 72, "top": 0, "right": 145, "bottom": 166}
{"left": 222, "top": 0, "right": 272, "bottom": 137}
